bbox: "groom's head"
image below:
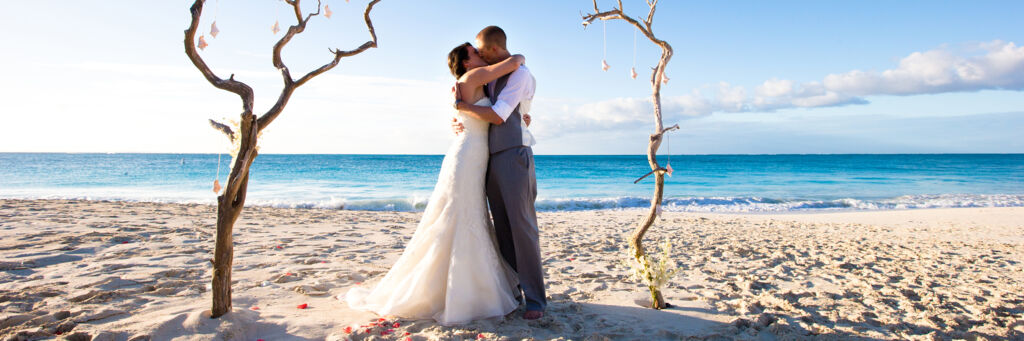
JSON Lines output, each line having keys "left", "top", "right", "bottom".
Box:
{"left": 476, "top": 26, "right": 510, "bottom": 65}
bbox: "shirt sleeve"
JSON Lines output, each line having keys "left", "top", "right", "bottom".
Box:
{"left": 490, "top": 66, "right": 534, "bottom": 122}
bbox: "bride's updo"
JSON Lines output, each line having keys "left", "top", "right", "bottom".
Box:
{"left": 447, "top": 42, "right": 473, "bottom": 79}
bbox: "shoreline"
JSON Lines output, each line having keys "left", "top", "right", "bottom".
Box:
{"left": 2, "top": 197, "right": 1022, "bottom": 215}
{"left": 1, "top": 199, "right": 1022, "bottom": 340}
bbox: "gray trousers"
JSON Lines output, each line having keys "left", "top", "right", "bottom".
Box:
{"left": 486, "top": 146, "right": 546, "bottom": 311}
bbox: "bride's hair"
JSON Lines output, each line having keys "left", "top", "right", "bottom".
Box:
{"left": 447, "top": 42, "right": 473, "bottom": 79}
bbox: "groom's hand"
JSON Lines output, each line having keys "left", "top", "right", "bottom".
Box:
{"left": 523, "top": 114, "right": 531, "bottom": 127}
{"left": 451, "top": 117, "right": 465, "bottom": 135}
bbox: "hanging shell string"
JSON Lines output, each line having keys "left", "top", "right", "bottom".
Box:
{"left": 272, "top": 0, "right": 281, "bottom": 35}
{"left": 213, "top": 153, "right": 222, "bottom": 193}
{"left": 666, "top": 133, "right": 673, "bottom": 177}
{"left": 210, "top": 0, "right": 220, "bottom": 38}
{"left": 601, "top": 20, "right": 610, "bottom": 71}
{"left": 631, "top": 27, "right": 638, "bottom": 79}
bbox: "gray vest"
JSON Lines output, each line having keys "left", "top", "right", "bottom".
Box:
{"left": 487, "top": 74, "right": 524, "bottom": 154}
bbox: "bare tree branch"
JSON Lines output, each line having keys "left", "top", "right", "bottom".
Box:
{"left": 184, "top": 0, "right": 382, "bottom": 318}
{"left": 184, "top": 0, "right": 254, "bottom": 114}
{"left": 257, "top": 0, "right": 381, "bottom": 132}
{"left": 584, "top": 0, "right": 677, "bottom": 310}
{"left": 208, "top": 119, "right": 235, "bottom": 141}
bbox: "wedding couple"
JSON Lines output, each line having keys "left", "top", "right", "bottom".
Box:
{"left": 343, "top": 26, "right": 546, "bottom": 325}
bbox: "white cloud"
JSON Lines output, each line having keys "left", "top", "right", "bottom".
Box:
{"left": 548, "top": 40, "right": 1024, "bottom": 138}
{"left": 824, "top": 41, "right": 1024, "bottom": 96}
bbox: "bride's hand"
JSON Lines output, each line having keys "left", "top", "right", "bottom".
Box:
{"left": 523, "top": 113, "right": 531, "bottom": 127}
{"left": 451, "top": 117, "right": 465, "bottom": 135}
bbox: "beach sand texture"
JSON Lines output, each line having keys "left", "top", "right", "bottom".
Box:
{"left": 1, "top": 199, "right": 1022, "bottom": 340}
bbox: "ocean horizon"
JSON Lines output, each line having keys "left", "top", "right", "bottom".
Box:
{"left": 2, "top": 152, "right": 1022, "bottom": 213}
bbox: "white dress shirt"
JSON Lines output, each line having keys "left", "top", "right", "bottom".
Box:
{"left": 491, "top": 65, "right": 536, "bottom": 147}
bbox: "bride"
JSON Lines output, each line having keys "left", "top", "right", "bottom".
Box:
{"left": 343, "top": 43, "right": 527, "bottom": 325}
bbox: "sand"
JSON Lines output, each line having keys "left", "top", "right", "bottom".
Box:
{"left": 1, "top": 199, "right": 1022, "bottom": 340}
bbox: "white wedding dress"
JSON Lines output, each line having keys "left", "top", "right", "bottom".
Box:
{"left": 344, "top": 98, "right": 519, "bottom": 325}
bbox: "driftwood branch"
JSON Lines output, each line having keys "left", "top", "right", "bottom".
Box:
{"left": 184, "top": 0, "right": 254, "bottom": 114}
{"left": 633, "top": 167, "right": 667, "bottom": 184}
{"left": 584, "top": 0, "right": 676, "bottom": 310}
{"left": 184, "top": 0, "right": 382, "bottom": 318}
{"left": 257, "top": 0, "right": 381, "bottom": 132}
{"left": 208, "top": 119, "right": 235, "bottom": 140}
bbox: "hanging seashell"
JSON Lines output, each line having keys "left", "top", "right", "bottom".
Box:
{"left": 324, "top": 4, "right": 332, "bottom": 19}
{"left": 212, "top": 179, "right": 221, "bottom": 193}
{"left": 666, "top": 163, "right": 674, "bottom": 177}
{"left": 655, "top": 204, "right": 663, "bottom": 218}
{"left": 197, "top": 35, "right": 209, "bottom": 50}
{"left": 662, "top": 73, "right": 670, "bottom": 84}
{"left": 630, "top": 67, "right": 638, "bottom": 79}
{"left": 601, "top": 59, "right": 610, "bottom": 71}
{"left": 210, "top": 21, "right": 219, "bottom": 38}
{"left": 272, "top": 21, "right": 281, "bottom": 35}
{"left": 582, "top": 20, "right": 590, "bottom": 28}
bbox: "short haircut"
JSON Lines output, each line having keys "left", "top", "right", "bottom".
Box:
{"left": 476, "top": 26, "right": 507, "bottom": 50}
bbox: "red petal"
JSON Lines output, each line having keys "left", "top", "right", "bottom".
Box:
{"left": 250, "top": 306, "right": 260, "bottom": 310}
{"left": 122, "top": 241, "right": 129, "bottom": 244}
{"left": 285, "top": 272, "right": 294, "bottom": 276}
{"left": 378, "top": 318, "right": 386, "bottom": 322}
{"left": 393, "top": 322, "right": 401, "bottom": 328}
{"left": 478, "top": 333, "right": 486, "bottom": 339}
{"left": 344, "top": 326, "right": 352, "bottom": 333}
{"left": 404, "top": 332, "right": 411, "bottom": 336}
{"left": 296, "top": 303, "right": 308, "bottom": 309}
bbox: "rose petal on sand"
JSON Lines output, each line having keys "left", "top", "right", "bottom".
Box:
{"left": 478, "top": 333, "right": 486, "bottom": 339}
{"left": 250, "top": 306, "right": 259, "bottom": 310}
{"left": 392, "top": 322, "right": 400, "bottom": 328}
{"left": 296, "top": 303, "right": 308, "bottom": 309}
{"left": 343, "top": 326, "right": 352, "bottom": 333}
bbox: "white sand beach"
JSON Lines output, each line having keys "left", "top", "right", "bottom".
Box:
{"left": 1, "top": 199, "right": 1022, "bottom": 340}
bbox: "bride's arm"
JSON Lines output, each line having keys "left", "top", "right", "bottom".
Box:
{"left": 459, "top": 54, "right": 525, "bottom": 88}
{"left": 455, "top": 100, "right": 503, "bottom": 125}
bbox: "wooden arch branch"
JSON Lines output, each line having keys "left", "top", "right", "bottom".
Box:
{"left": 583, "top": 0, "right": 677, "bottom": 310}
{"left": 184, "top": 0, "right": 381, "bottom": 318}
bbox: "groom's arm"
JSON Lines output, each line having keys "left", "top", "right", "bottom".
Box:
{"left": 490, "top": 66, "right": 535, "bottom": 123}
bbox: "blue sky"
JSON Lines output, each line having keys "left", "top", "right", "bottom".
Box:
{"left": 1, "top": 1, "right": 1022, "bottom": 154}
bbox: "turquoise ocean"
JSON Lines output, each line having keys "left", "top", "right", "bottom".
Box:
{"left": 1, "top": 153, "right": 1022, "bottom": 213}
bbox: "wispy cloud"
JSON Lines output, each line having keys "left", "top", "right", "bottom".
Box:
{"left": 555, "top": 40, "right": 1024, "bottom": 131}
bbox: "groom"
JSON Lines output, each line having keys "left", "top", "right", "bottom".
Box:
{"left": 452, "top": 26, "right": 545, "bottom": 320}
